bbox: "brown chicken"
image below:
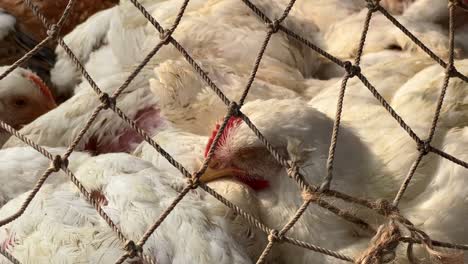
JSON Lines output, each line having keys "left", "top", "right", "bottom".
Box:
{"left": 0, "top": 0, "right": 119, "bottom": 41}
{"left": 0, "top": 0, "right": 118, "bottom": 102}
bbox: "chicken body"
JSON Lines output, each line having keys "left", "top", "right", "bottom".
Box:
{"left": 25, "top": 0, "right": 325, "bottom": 153}
{"left": 3, "top": 2, "right": 165, "bottom": 153}
{"left": 3, "top": 71, "right": 160, "bottom": 154}
{"left": 0, "top": 152, "right": 259, "bottom": 264}
{"left": 0, "top": 146, "right": 91, "bottom": 206}
{"left": 324, "top": 9, "right": 463, "bottom": 60}
{"left": 194, "top": 98, "right": 385, "bottom": 263}
{"left": 150, "top": 58, "right": 304, "bottom": 136}
{"left": 309, "top": 55, "right": 443, "bottom": 200}
{"left": 397, "top": 126, "right": 468, "bottom": 263}
{"left": 149, "top": 0, "right": 321, "bottom": 78}
{"left": 133, "top": 125, "right": 267, "bottom": 261}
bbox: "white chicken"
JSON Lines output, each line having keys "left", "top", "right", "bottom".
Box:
{"left": 399, "top": 0, "right": 468, "bottom": 28}
{"left": 373, "top": 59, "right": 468, "bottom": 200}
{"left": 279, "top": 0, "right": 366, "bottom": 33}
{"left": 3, "top": 3, "right": 163, "bottom": 153}
{"left": 149, "top": 58, "right": 304, "bottom": 136}
{"left": 324, "top": 9, "right": 463, "bottom": 61}
{"left": 12, "top": 0, "right": 327, "bottom": 153}
{"left": 49, "top": 0, "right": 168, "bottom": 99}
{"left": 311, "top": 57, "right": 468, "bottom": 262}
{"left": 193, "top": 98, "right": 384, "bottom": 263}
{"left": 308, "top": 49, "right": 418, "bottom": 85}
{"left": 148, "top": 0, "right": 322, "bottom": 79}
{"left": 5, "top": 0, "right": 308, "bottom": 152}
{"left": 133, "top": 125, "right": 207, "bottom": 175}
{"left": 0, "top": 66, "right": 57, "bottom": 146}
{"left": 309, "top": 55, "right": 445, "bottom": 200}
{"left": 2, "top": 71, "right": 161, "bottom": 155}
{"left": 337, "top": 127, "right": 468, "bottom": 264}
{"left": 50, "top": 0, "right": 205, "bottom": 98}
{"left": 0, "top": 146, "right": 91, "bottom": 206}
{"left": 0, "top": 151, "right": 262, "bottom": 264}
{"left": 49, "top": 6, "right": 116, "bottom": 99}
{"left": 133, "top": 125, "right": 267, "bottom": 261}
{"left": 397, "top": 126, "right": 468, "bottom": 263}
{"left": 398, "top": 0, "right": 468, "bottom": 58}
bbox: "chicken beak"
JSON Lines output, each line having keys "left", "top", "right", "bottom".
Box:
{"left": 199, "top": 166, "right": 245, "bottom": 183}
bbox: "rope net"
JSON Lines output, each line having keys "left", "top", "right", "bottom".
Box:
{"left": 0, "top": 0, "right": 467, "bottom": 263}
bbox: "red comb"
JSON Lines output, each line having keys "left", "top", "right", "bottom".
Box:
{"left": 204, "top": 116, "right": 242, "bottom": 157}
{"left": 25, "top": 72, "right": 57, "bottom": 107}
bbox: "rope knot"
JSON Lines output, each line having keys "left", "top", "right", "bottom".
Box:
{"left": 446, "top": 64, "right": 456, "bottom": 78}
{"left": 229, "top": 102, "right": 241, "bottom": 117}
{"left": 124, "top": 240, "right": 142, "bottom": 258}
{"left": 187, "top": 176, "right": 200, "bottom": 189}
{"left": 51, "top": 155, "right": 67, "bottom": 172}
{"left": 159, "top": 30, "right": 172, "bottom": 45}
{"left": 267, "top": 230, "right": 283, "bottom": 243}
{"left": 46, "top": 24, "right": 59, "bottom": 39}
{"left": 99, "top": 93, "right": 115, "bottom": 110}
{"left": 355, "top": 221, "right": 400, "bottom": 264}
{"left": 448, "top": 0, "right": 458, "bottom": 8}
{"left": 417, "top": 140, "right": 431, "bottom": 155}
{"left": 267, "top": 19, "right": 281, "bottom": 33}
{"left": 366, "top": 0, "right": 381, "bottom": 12}
{"left": 343, "top": 61, "right": 361, "bottom": 78}
{"left": 301, "top": 189, "right": 319, "bottom": 202}
{"left": 374, "top": 199, "right": 398, "bottom": 217}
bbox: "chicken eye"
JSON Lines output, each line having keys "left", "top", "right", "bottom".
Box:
{"left": 237, "top": 147, "right": 257, "bottom": 160}
{"left": 13, "top": 98, "right": 27, "bottom": 107}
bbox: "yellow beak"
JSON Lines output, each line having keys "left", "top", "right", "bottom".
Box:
{"left": 199, "top": 166, "right": 245, "bottom": 183}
